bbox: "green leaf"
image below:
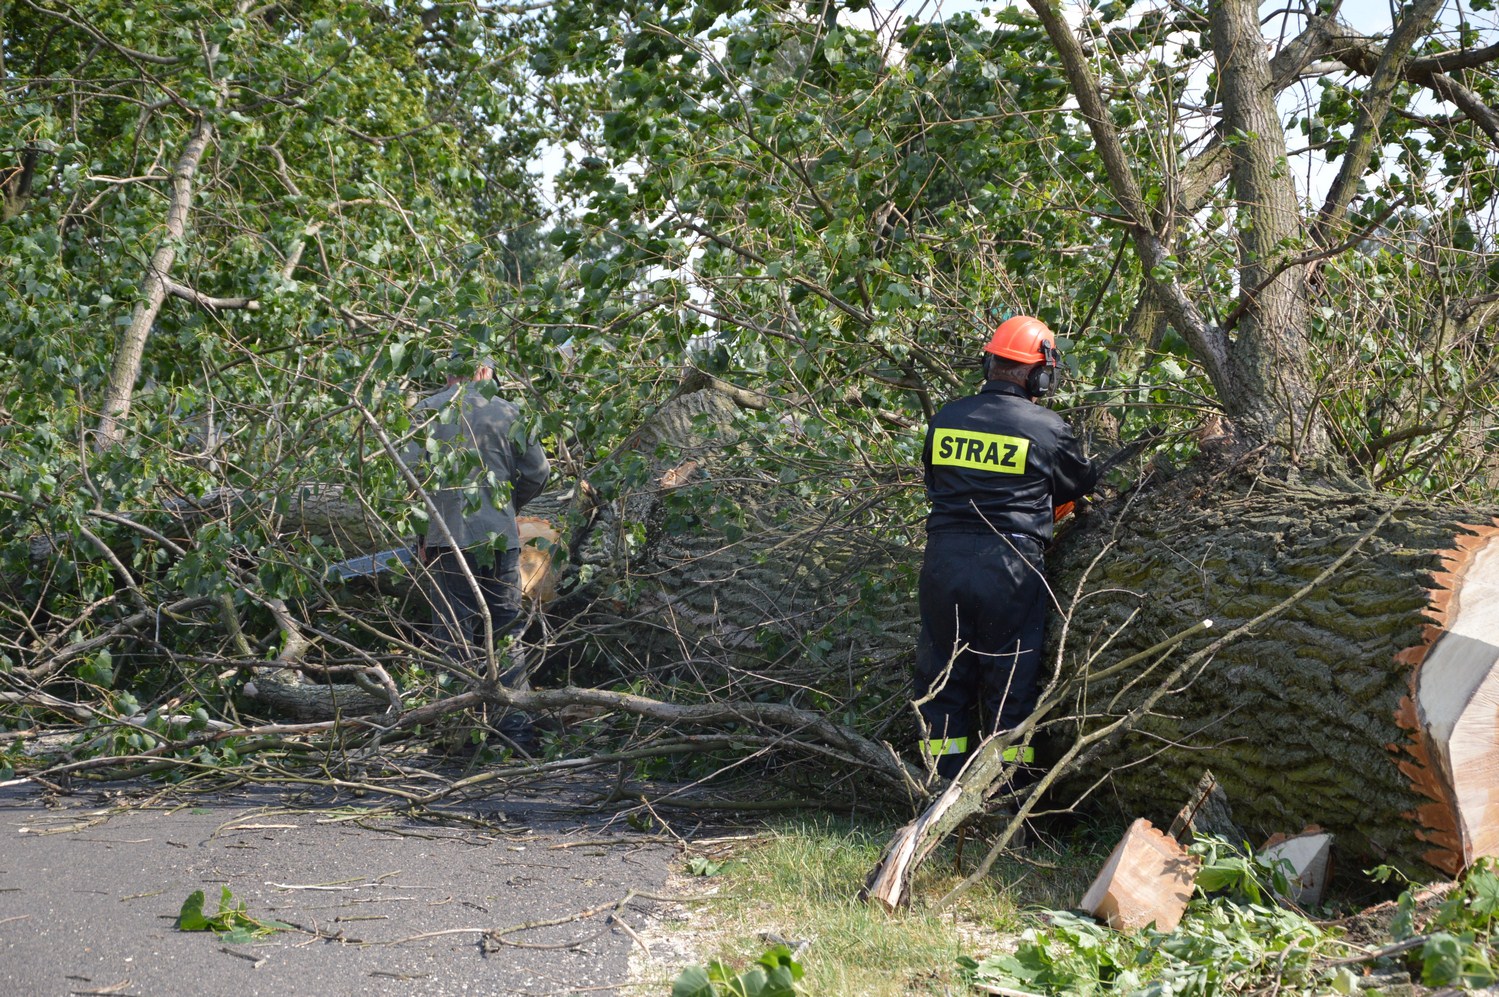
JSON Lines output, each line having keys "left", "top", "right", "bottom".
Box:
{"left": 217, "top": 925, "right": 260, "bottom": 945}
{"left": 1420, "top": 933, "right": 1465, "bottom": 986}
{"left": 1466, "top": 866, "right": 1499, "bottom": 920}
{"left": 1328, "top": 967, "right": 1360, "bottom": 994}
{"left": 671, "top": 964, "right": 715, "bottom": 997}
{"left": 78, "top": 650, "right": 114, "bottom": 689}
{"left": 685, "top": 856, "right": 725, "bottom": 877}
{"left": 176, "top": 890, "right": 210, "bottom": 931}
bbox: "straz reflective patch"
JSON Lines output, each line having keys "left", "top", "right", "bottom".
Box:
{"left": 931, "top": 428, "right": 1030, "bottom": 474}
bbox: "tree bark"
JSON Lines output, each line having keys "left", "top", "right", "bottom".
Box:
{"left": 1047, "top": 469, "right": 1499, "bottom": 877}
{"left": 95, "top": 116, "right": 214, "bottom": 448}
{"left": 1210, "top": 0, "right": 1325, "bottom": 457}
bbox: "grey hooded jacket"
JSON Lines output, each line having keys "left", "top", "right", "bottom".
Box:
{"left": 407, "top": 383, "right": 550, "bottom": 552}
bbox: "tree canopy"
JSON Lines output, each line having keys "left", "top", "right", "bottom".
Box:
{"left": 5, "top": 0, "right": 1499, "bottom": 836}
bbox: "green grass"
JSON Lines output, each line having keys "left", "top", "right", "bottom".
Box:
{"left": 641, "top": 815, "right": 1114, "bottom": 996}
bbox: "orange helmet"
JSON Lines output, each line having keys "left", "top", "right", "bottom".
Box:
{"left": 984, "top": 315, "right": 1055, "bottom": 363}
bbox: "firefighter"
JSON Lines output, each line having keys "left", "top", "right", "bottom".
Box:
{"left": 915, "top": 316, "right": 1098, "bottom": 780}
{"left": 409, "top": 355, "right": 550, "bottom": 753}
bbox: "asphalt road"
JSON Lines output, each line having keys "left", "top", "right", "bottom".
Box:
{"left": 0, "top": 780, "right": 677, "bottom": 997}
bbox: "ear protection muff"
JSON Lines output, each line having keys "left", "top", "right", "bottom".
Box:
{"left": 1025, "top": 342, "right": 1061, "bottom": 398}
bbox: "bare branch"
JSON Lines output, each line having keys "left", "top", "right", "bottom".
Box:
{"left": 1328, "top": 22, "right": 1499, "bottom": 144}
{"left": 164, "top": 278, "right": 260, "bottom": 311}
{"left": 1410, "top": 41, "right": 1499, "bottom": 75}
{"left": 1025, "top": 1, "right": 1230, "bottom": 388}
{"left": 95, "top": 114, "right": 215, "bottom": 447}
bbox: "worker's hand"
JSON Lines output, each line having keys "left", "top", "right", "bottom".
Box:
{"left": 1053, "top": 500, "right": 1075, "bottom": 523}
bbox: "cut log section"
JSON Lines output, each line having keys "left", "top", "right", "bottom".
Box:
{"left": 1260, "top": 828, "right": 1334, "bottom": 907}
{"left": 1048, "top": 478, "right": 1499, "bottom": 879}
{"left": 1080, "top": 818, "right": 1200, "bottom": 933}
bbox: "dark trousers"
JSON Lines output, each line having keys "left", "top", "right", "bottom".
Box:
{"left": 426, "top": 545, "right": 528, "bottom": 688}
{"left": 914, "top": 532, "right": 1047, "bottom": 779}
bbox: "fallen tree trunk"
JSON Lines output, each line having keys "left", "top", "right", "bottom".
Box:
{"left": 235, "top": 384, "right": 1499, "bottom": 882}
{"left": 1046, "top": 471, "right": 1499, "bottom": 877}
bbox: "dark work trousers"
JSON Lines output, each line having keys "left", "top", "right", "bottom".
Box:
{"left": 426, "top": 545, "right": 533, "bottom": 742}
{"left": 914, "top": 532, "right": 1047, "bottom": 779}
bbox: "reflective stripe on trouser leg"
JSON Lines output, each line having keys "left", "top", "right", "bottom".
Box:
{"left": 921, "top": 736, "right": 968, "bottom": 757}
{"left": 918, "top": 740, "right": 1032, "bottom": 762}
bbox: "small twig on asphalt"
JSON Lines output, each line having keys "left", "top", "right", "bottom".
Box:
{"left": 378, "top": 890, "right": 656, "bottom": 951}
{"left": 67, "top": 981, "right": 135, "bottom": 996}
{"left": 218, "top": 947, "right": 267, "bottom": 969}
{"left": 549, "top": 835, "right": 674, "bottom": 850}
{"left": 266, "top": 872, "right": 402, "bottom": 891}
{"left": 483, "top": 926, "right": 605, "bottom": 952}
{"left": 608, "top": 912, "right": 650, "bottom": 957}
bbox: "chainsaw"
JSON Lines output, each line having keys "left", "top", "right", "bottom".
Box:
{"left": 1054, "top": 427, "right": 1163, "bottom": 522}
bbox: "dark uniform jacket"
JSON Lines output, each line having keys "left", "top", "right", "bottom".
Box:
{"left": 408, "top": 384, "right": 550, "bottom": 552}
{"left": 923, "top": 380, "right": 1097, "bottom": 543}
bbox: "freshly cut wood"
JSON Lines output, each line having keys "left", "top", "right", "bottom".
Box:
{"left": 1080, "top": 818, "right": 1201, "bottom": 933}
{"left": 1049, "top": 476, "right": 1499, "bottom": 877}
{"left": 516, "top": 516, "right": 562, "bottom": 605}
{"left": 861, "top": 779, "right": 964, "bottom": 911}
{"left": 861, "top": 732, "right": 1036, "bottom": 910}
{"left": 1396, "top": 523, "right": 1499, "bottom": 874}
{"left": 1260, "top": 828, "right": 1334, "bottom": 906}
{"left": 1082, "top": 818, "right": 1201, "bottom": 932}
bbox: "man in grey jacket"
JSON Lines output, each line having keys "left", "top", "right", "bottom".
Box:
{"left": 409, "top": 356, "right": 550, "bottom": 752}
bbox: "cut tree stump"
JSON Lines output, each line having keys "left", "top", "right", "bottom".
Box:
{"left": 1167, "top": 770, "right": 1243, "bottom": 844}
{"left": 1396, "top": 524, "right": 1499, "bottom": 874}
{"left": 516, "top": 515, "right": 562, "bottom": 604}
{"left": 1079, "top": 818, "right": 1201, "bottom": 933}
